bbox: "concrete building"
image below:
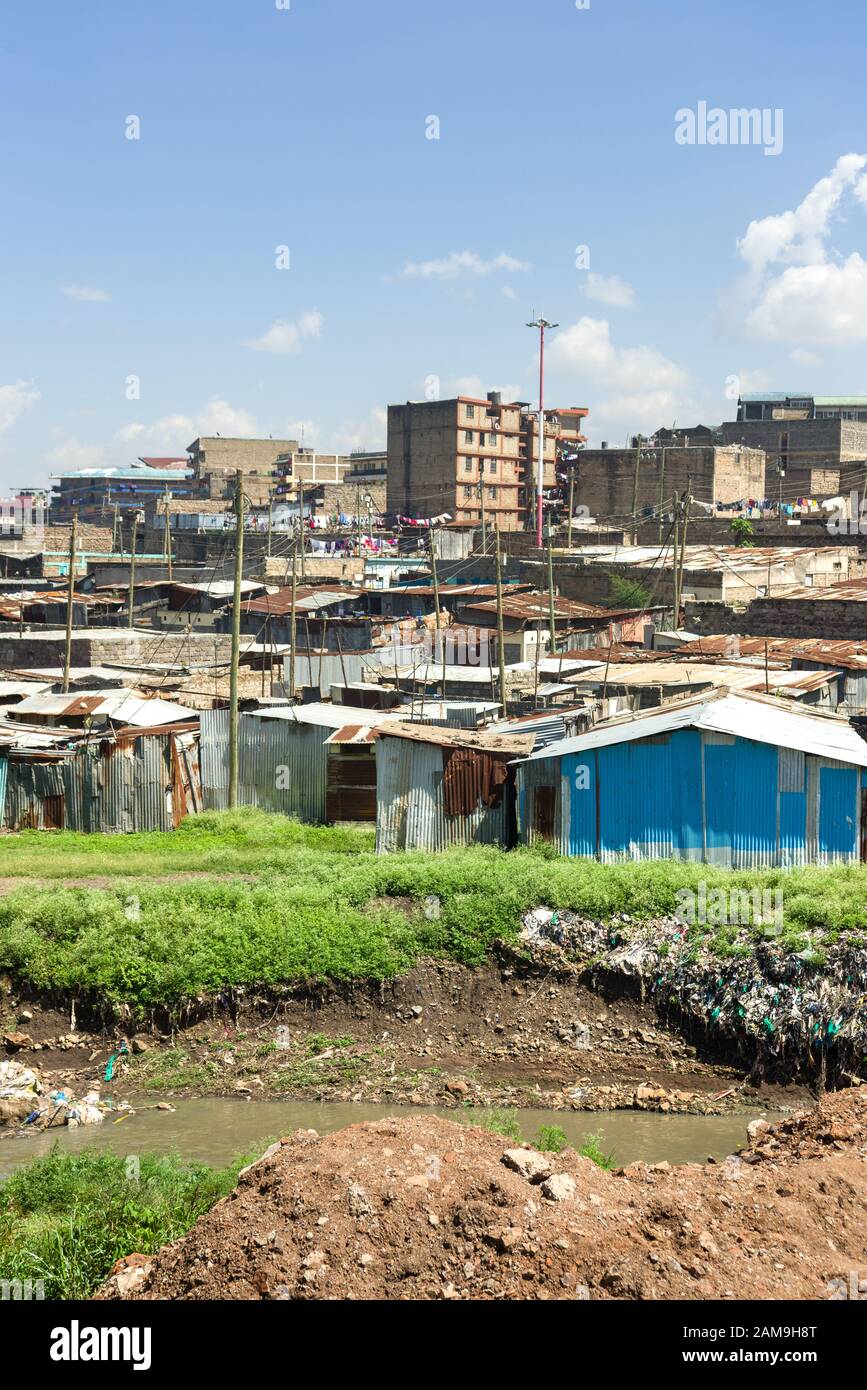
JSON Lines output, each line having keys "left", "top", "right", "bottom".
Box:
{"left": 387, "top": 393, "right": 588, "bottom": 531}
{"left": 723, "top": 393, "right": 867, "bottom": 497}
{"left": 50, "top": 462, "right": 196, "bottom": 524}
{"left": 186, "top": 436, "right": 300, "bottom": 505}
{"left": 573, "top": 444, "right": 765, "bottom": 526}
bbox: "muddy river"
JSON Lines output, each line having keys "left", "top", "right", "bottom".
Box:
{"left": 0, "top": 1096, "right": 761, "bottom": 1179}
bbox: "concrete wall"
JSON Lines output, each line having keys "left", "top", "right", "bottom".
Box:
{"left": 574, "top": 446, "right": 766, "bottom": 522}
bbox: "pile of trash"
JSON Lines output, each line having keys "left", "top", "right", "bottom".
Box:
{"left": 0, "top": 1058, "right": 120, "bottom": 1132}
{"left": 521, "top": 907, "right": 867, "bottom": 1080}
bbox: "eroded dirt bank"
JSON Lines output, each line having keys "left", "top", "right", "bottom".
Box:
{"left": 2, "top": 956, "right": 812, "bottom": 1119}
{"left": 97, "top": 1089, "right": 867, "bottom": 1302}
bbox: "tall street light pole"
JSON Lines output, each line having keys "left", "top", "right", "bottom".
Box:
{"left": 527, "top": 316, "right": 558, "bottom": 550}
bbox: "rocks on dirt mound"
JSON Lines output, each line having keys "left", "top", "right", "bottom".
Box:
{"left": 97, "top": 1092, "right": 867, "bottom": 1302}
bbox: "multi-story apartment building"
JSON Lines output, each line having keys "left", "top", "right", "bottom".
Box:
{"left": 725, "top": 393, "right": 867, "bottom": 497}
{"left": 186, "top": 436, "right": 300, "bottom": 506}
{"left": 386, "top": 394, "right": 588, "bottom": 531}
{"left": 50, "top": 461, "right": 196, "bottom": 523}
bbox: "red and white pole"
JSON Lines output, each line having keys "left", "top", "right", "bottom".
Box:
{"left": 527, "top": 316, "right": 558, "bottom": 549}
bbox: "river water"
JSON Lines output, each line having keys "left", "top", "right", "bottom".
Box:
{"left": 0, "top": 1096, "right": 760, "bottom": 1179}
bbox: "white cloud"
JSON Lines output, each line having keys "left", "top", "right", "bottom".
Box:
{"left": 583, "top": 272, "right": 636, "bottom": 309}
{"left": 546, "top": 317, "right": 686, "bottom": 436}
{"left": 736, "top": 154, "right": 867, "bottom": 343}
{"left": 789, "top": 347, "right": 822, "bottom": 367}
{"left": 738, "top": 154, "right": 865, "bottom": 274}
{"left": 245, "top": 309, "right": 324, "bottom": 355}
{"left": 61, "top": 284, "right": 111, "bottom": 303}
{"left": 0, "top": 380, "right": 39, "bottom": 433}
{"left": 746, "top": 254, "right": 867, "bottom": 344}
{"left": 326, "top": 407, "right": 387, "bottom": 454}
{"left": 115, "top": 397, "right": 262, "bottom": 453}
{"left": 501, "top": 285, "right": 518, "bottom": 300}
{"left": 400, "top": 251, "right": 531, "bottom": 281}
{"left": 44, "top": 435, "right": 106, "bottom": 470}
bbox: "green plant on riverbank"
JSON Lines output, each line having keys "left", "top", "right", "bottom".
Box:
{"left": 0, "top": 1147, "right": 247, "bottom": 1300}
{"left": 536, "top": 1124, "right": 568, "bottom": 1153}
{"left": 577, "top": 1131, "right": 617, "bottom": 1170}
{"left": 0, "top": 810, "right": 864, "bottom": 1011}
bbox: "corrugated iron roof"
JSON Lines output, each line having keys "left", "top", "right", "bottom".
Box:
{"left": 11, "top": 689, "right": 198, "bottom": 726}
{"left": 520, "top": 687, "right": 867, "bottom": 768}
{"left": 240, "top": 587, "right": 363, "bottom": 616}
{"left": 465, "top": 594, "right": 611, "bottom": 621}
{"left": 375, "top": 721, "right": 535, "bottom": 754}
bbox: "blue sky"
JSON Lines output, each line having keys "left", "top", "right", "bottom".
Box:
{"left": 2, "top": 0, "right": 867, "bottom": 489}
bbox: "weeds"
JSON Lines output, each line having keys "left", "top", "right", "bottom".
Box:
{"left": 0, "top": 810, "right": 862, "bottom": 1011}
{"left": 0, "top": 1147, "right": 247, "bottom": 1299}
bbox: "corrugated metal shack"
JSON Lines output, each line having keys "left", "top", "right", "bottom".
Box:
{"left": 199, "top": 704, "right": 405, "bottom": 822}
{"left": 516, "top": 688, "right": 867, "bottom": 867}
{"left": 375, "top": 722, "right": 535, "bottom": 853}
{"left": 0, "top": 723, "right": 201, "bottom": 832}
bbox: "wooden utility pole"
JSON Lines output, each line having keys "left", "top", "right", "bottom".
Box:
{"left": 671, "top": 492, "right": 679, "bottom": 624}
{"left": 429, "top": 527, "right": 446, "bottom": 699}
{"left": 227, "top": 470, "right": 245, "bottom": 809}
{"left": 288, "top": 535, "right": 298, "bottom": 701}
{"left": 163, "top": 485, "right": 173, "bottom": 581}
{"left": 631, "top": 433, "right": 643, "bottom": 542}
{"left": 494, "top": 521, "right": 508, "bottom": 717}
{"left": 546, "top": 526, "right": 557, "bottom": 653}
{"left": 127, "top": 510, "right": 140, "bottom": 628}
{"left": 675, "top": 485, "right": 692, "bottom": 620}
{"left": 477, "top": 478, "right": 487, "bottom": 556}
{"left": 266, "top": 487, "right": 273, "bottom": 558}
{"left": 62, "top": 512, "right": 78, "bottom": 693}
{"left": 657, "top": 448, "right": 667, "bottom": 543}
{"left": 567, "top": 464, "right": 575, "bottom": 550}
{"left": 112, "top": 502, "right": 120, "bottom": 553}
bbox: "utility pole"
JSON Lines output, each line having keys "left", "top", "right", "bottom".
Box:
{"left": 566, "top": 464, "right": 575, "bottom": 550}
{"left": 112, "top": 502, "right": 120, "bottom": 554}
{"left": 127, "top": 510, "right": 141, "bottom": 628}
{"left": 671, "top": 492, "right": 679, "bottom": 625}
{"left": 477, "top": 477, "right": 487, "bottom": 555}
{"left": 494, "top": 521, "right": 508, "bottom": 717}
{"left": 526, "top": 315, "right": 558, "bottom": 549}
{"left": 365, "top": 492, "right": 374, "bottom": 546}
{"left": 163, "top": 486, "right": 173, "bottom": 581}
{"left": 657, "top": 447, "right": 667, "bottom": 543}
{"left": 62, "top": 512, "right": 78, "bottom": 693}
{"left": 228, "top": 470, "right": 245, "bottom": 810}
{"left": 546, "top": 526, "right": 557, "bottom": 653}
{"left": 266, "top": 487, "right": 273, "bottom": 558}
{"left": 429, "top": 527, "right": 446, "bottom": 699}
{"left": 288, "top": 534, "right": 298, "bottom": 701}
{"left": 631, "top": 433, "right": 643, "bottom": 543}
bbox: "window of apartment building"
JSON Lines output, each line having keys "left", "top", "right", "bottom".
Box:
{"left": 486, "top": 458, "right": 496, "bottom": 473}
{"left": 464, "top": 457, "right": 473, "bottom": 471}
{"left": 465, "top": 430, "right": 475, "bottom": 443}
{"left": 463, "top": 485, "right": 473, "bottom": 499}
{"left": 465, "top": 404, "right": 476, "bottom": 420}
{"left": 487, "top": 486, "right": 497, "bottom": 500}
{"left": 488, "top": 432, "right": 498, "bottom": 447}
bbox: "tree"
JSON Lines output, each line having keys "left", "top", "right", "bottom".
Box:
{"left": 730, "top": 516, "right": 754, "bottom": 547}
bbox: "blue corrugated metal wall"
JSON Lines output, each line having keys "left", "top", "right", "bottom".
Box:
{"left": 518, "top": 728, "right": 862, "bottom": 867}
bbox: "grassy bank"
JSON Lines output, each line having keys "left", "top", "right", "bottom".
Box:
{"left": 0, "top": 810, "right": 864, "bottom": 1010}
{"left": 0, "top": 1147, "right": 247, "bottom": 1299}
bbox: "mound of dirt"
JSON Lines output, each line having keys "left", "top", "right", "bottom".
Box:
{"left": 97, "top": 1091, "right": 867, "bottom": 1301}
